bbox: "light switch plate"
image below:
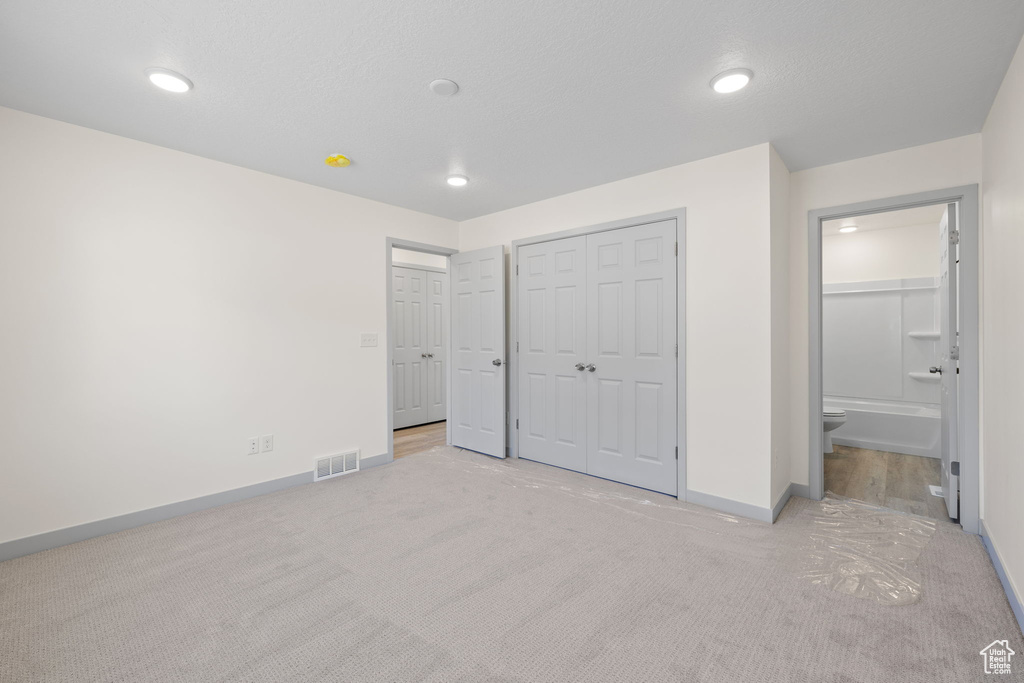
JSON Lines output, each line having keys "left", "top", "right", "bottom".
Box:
{"left": 360, "top": 333, "right": 378, "bottom": 347}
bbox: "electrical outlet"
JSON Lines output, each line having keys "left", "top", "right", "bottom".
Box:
{"left": 247, "top": 437, "right": 259, "bottom": 455}
{"left": 261, "top": 434, "right": 274, "bottom": 452}
{"left": 360, "top": 333, "right": 378, "bottom": 347}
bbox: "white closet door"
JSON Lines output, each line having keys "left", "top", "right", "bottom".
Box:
{"left": 451, "top": 246, "right": 506, "bottom": 457}
{"left": 517, "top": 236, "right": 588, "bottom": 472}
{"left": 585, "top": 221, "right": 677, "bottom": 495}
{"left": 393, "top": 266, "right": 428, "bottom": 429}
{"left": 426, "top": 270, "right": 448, "bottom": 423}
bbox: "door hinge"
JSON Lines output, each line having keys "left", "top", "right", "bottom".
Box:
{"left": 516, "top": 264, "right": 519, "bottom": 275}
{"left": 950, "top": 344, "right": 960, "bottom": 361}
{"left": 674, "top": 242, "right": 678, "bottom": 256}
{"left": 516, "top": 341, "right": 519, "bottom": 352}
{"left": 506, "top": 411, "right": 509, "bottom": 425}
{"left": 950, "top": 461, "right": 960, "bottom": 477}
{"left": 675, "top": 343, "right": 678, "bottom": 358}
{"left": 675, "top": 446, "right": 678, "bottom": 460}
{"left": 950, "top": 230, "right": 960, "bottom": 245}
{"left": 516, "top": 419, "right": 519, "bottom": 429}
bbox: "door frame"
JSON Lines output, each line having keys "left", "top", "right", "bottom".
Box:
{"left": 509, "top": 208, "right": 687, "bottom": 497}
{"left": 385, "top": 238, "right": 458, "bottom": 464}
{"left": 807, "top": 185, "right": 980, "bottom": 533}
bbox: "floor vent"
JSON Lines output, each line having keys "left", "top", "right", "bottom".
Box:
{"left": 314, "top": 449, "right": 360, "bottom": 482}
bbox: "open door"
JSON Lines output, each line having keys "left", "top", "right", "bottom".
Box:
{"left": 450, "top": 246, "right": 506, "bottom": 457}
{"left": 937, "top": 204, "right": 959, "bottom": 519}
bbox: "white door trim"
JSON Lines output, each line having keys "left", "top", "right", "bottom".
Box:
{"left": 807, "top": 186, "right": 980, "bottom": 534}
{"left": 509, "top": 208, "right": 687, "bottom": 498}
{"left": 385, "top": 238, "right": 458, "bottom": 463}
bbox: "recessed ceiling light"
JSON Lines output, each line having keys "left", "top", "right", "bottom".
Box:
{"left": 710, "top": 68, "right": 753, "bottom": 94}
{"left": 839, "top": 226, "right": 858, "bottom": 233}
{"left": 430, "top": 79, "right": 460, "bottom": 96}
{"left": 446, "top": 174, "right": 468, "bottom": 187}
{"left": 145, "top": 67, "right": 193, "bottom": 93}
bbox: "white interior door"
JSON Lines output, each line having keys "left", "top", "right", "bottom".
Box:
{"left": 938, "top": 204, "right": 959, "bottom": 519}
{"left": 451, "top": 246, "right": 506, "bottom": 457}
{"left": 517, "top": 236, "right": 588, "bottom": 472}
{"left": 392, "top": 266, "right": 428, "bottom": 430}
{"left": 586, "top": 221, "right": 678, "bottom": 495}
{"left": 425, "top": 270, "right": 448, "bottom": 423}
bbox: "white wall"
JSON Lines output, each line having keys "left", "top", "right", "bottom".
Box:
{"left": 822, "top": 224, "right": 939, "bottom": 284}
{"left": 788, "top": 135, "right": 983, "bottom": 488}
{"left": 0, "top": 107, "right": 458, "bottom": 544}
{"left": 980, "top": 33, "right": 1024, "bottom": 621}
{"left": 769, "top": 147, "right": 791, "bottom": 508}
{"left": 461, "top": 144, "right": 777, "bottom": 509}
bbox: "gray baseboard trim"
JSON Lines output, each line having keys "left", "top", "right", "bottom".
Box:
{"left": 771, "top": 485, "right": 793, "bottom": 523}
{"left": 685, "top": 488, "right": 773, "bottom": 523}
{"left": 0, "top": 451, "right": 391, "bottom": 564}
{"left": 790, "top": 483, "right": 813, "bottom": 499}
{"left": 980, "top": 520, "right": 1024, "bottom": 637}
{"left": 361, "top": 451, "right": 390, "bottom": 469}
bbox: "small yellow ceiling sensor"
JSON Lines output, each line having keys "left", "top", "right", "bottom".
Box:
{"left": 325, "top": 154, "right": 351, "bottom": 168}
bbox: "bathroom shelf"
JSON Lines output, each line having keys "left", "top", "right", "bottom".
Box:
{"left": 909, "top": 372, "right": 941, "bottom": 382}
{"left": 908, "top": 331, "right": 940, "bottom": 340}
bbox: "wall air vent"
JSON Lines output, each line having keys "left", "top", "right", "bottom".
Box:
{"left": 313, "top": 449, "right": 360, "bottom": 482}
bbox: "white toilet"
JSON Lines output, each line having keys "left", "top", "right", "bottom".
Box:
{"left": 822, "top": 406, "right": 847, "bottom": 454}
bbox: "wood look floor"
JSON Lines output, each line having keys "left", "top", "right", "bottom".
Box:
{"left": 393, "top": 421, "right": 447, "bottom": 459}
{"left": 825, "top": 444, "right": 951, "bottom": 521}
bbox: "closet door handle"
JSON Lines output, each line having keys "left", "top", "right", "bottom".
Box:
{"left": 575, "top": 363, "right": 586, "bottom": 371}
{"left": 427, "top": 353, "right": 434, "bottom": 358}
{"left": 421, "top": 353, "right": 428, "bottom": 358}
{"left": 586, "top": 364, "right": 596, "bottom": 372}
{"left": 492, "top": 358, "right": 503, "bottom": 366}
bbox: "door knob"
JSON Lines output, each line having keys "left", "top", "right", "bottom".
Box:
{"left": 421, "top": 353, "right": 427, "bottom": 358}
{"left": 586, "top": 364, "right": 596, "bottom": 372}
{"left": 929, "top": 366, "right": 943, "bottom": 374}
{"left": 575, "top": 363, "right": 586, "bottom": 371}
{"left": 492, "top": 359, "right": 503, "bottom": 366}
{"left": 427, "top": 353, "right": 434, "bottom": 358}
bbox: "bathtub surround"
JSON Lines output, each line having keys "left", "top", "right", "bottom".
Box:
{"left": 822, "top": 277, "right": 942, "bottom": 458}
{"left": 823, "top": 399, "right": 940, "bottom": 459}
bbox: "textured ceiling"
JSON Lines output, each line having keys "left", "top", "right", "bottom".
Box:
{"left": 1, "top": 1, "right": 1022, "bottom": 221}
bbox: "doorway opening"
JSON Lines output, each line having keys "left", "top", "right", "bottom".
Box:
{"left": 808, "top": 187, "right": 980, "bottom": 533}
{"left": 385, "top": 239, "right": 457, "bottom": 463}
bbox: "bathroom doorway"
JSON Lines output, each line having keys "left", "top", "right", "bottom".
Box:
{"left": 807, "top": 187, "right": 980, "bottom": 532}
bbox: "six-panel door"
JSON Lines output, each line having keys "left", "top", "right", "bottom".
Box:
{"left": 426, "top": 270, "right": 448, "bottom": 423}
{"left": 393, "top": 266, "right": 428, "bottom": 429}
{"left": 517, "top": 236, "right": 588, "bottom": 472}
{"left": 451, "top": 246, "right": 506, "bottom": 457}
{"left": 586, "top": 221, "right": 677, "bottom": 495}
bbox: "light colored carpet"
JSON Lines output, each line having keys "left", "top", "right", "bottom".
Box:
{"left": 1, "top": 446, "right": 1020, "bottom": 682}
